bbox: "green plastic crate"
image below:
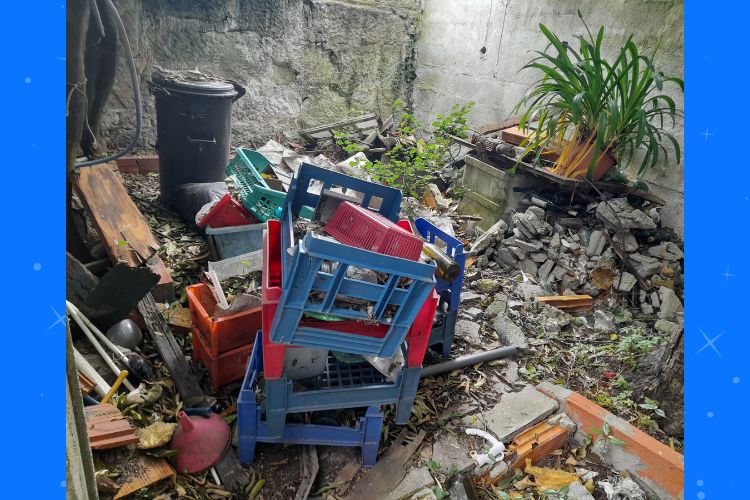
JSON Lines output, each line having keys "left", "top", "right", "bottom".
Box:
{"left": 227, "top": 148, "right": 312, "bottom": 221}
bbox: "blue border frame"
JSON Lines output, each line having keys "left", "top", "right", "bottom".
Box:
{"left": 3, "top": 1, "right": 66, "bottom": 496}
{"left": 3, "top": 0, "right": 737, "bottom": 497}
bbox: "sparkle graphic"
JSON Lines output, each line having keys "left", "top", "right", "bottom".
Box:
{"left": 707, "top": 411, "right": 714, "bottom": 418}
{"left": 700, "top": 128, "right": 713, "bottom": 141}
{"left": 698, "top": 493, "right": 706, "bottom": 499}
{"left": 721, "top": 267, "right": 735, "bottom": 281}
{"left": 697, "top": 480, "right": 705, "bottom": 487}
{"left": 33, "top": 262, "right": 41, "bottom": 271}
{"left": 24, "top": 76, "right": 31, "bottom": 84}
{"left": 733, "top": 377, "right": 741, "bottom": 384}
{"left": 697, "top": 329, "right": 723, "bottom": 357}
{"left": 47, "top": 306, "right": 66, "bottom": 330}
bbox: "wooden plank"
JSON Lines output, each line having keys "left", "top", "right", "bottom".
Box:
{"left": 537, "top": 295, "right": 593, "bottom": 312}
{"left": 114, "top": 456, "right": 175, "bottom": 499}
{"left": 476, "top": 115, "right": 522, "bottom": 135}
{"left": 137, "top": 293, "right": 207, "bottom": 409}
{"left": 346, "top": 429, "right": 426, "bottom": 500}
{"left": 213, "top": 449, "right": 250, "bottom": 494}
{"left": 300, "top": 113, "right": 378, "bottom": 141}
{"left": 74, "top": 164, "right": 160, "bottom": 266}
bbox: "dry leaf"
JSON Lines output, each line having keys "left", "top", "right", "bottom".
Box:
{"left": 585, "top": 478, "right": 595, "bottom": 493}
{"left": 524, "top": 459, "right": 579, "bottom": 491}
{"left": 513, "top": 475, "right": 536, "bottom": 490}
{"left": 565, "top": 456, "right": 579, "bottom": 466}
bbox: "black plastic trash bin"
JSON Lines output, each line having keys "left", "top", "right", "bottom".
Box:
{"left": 150, "top": 71, "right": 245, "bottom": 206}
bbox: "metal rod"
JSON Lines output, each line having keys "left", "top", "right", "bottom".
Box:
{"left": 67, "top": 301, "right": 128, "bottom": 363}
{"left": 420, "top": 346, "right": 521, "bottom": 378}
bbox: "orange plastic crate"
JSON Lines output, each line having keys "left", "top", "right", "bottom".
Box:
{"left": 192, "top": 327, "right": 253, "bottom": 392}
{"left": 187, "top": 283, "right": 262, "bottom": 356}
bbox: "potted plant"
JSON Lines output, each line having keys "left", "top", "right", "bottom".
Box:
{"left": 513, "top": 12, "right": 683, "bottom": 180}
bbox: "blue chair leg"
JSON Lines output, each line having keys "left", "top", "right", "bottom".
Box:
{"left": 361, "top": 406, "right": 383, "bottom": 466}
{"left": 441, "top": 309, "right": 458, "bottom": 358}
{"left": 265, "top": 378, "right": 289, "bottom": 438}
{"left": 395, "top": 367, "right": 422, "bottom": 424}
{"left": 238, "top": 402, "right": 259, "bottom": 464}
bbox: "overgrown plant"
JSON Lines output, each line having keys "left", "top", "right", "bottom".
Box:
{"left": 362, "top": 100, "right": 474, "bottom": 198}
{"left": 514, "top": 11, "right": 683, "bottom": 179}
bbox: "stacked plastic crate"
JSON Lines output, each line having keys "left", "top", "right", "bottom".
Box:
{"left": 414, "top": 218, "right": 468, "bottom": 358}
{"left": 237, "top": 163, "right": 439, "bottom": 466}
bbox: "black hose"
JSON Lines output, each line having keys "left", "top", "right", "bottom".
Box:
{"left": 420, "top": 346, "right": 522, "bottom": 378}
{"left": 76, "top": 0, "right": 142, "bottom": 167}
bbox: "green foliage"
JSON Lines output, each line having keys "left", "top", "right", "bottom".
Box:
{"left": 362, "top": 100, "right": 474, "bottom": 198}
{"left": 514, "top": 10, "right": 683, "bottom": 178}
{"left": 426, "top": 459, "right": 441, "bottom": 472}
{"left": 333, "top": 130, "right": 366, "bottom": 155}
{"left": 616, "top": 325, "right": 663, "bottom": 368}
{"left": 639, "top": 397, "right": 667, "bottom": 418}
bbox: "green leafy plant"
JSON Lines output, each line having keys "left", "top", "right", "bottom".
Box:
{"left": 514, "top": 10, "right": 683, "bottom": 179}
{"left": 362, "top": 100, "right": 474, "bottom": 198}
{"left": 639, "top": 397, "right": 666, "bottom": 418}
{"left": 587, "top": 421, "right": 626, "bottom": 451}
{"left": 616, "top": 326, "right": 663, "bottom": 368}
{"left": 333, "top": 130, "right": 366, "bottom": 155}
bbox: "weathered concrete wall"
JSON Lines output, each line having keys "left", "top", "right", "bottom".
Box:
{"left": 102, "top": 0, "right": 421, "bottom": 151}
{"left": 413, "top": 0, "right": 684, "bottom": 237}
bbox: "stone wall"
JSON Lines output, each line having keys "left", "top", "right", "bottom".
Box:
{"left": 412, "top": 0, "right": 684, "bottom": 236}
{"left": 102, "top": 0, "right": 421, "bottom": 151}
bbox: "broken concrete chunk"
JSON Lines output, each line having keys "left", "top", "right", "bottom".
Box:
{"left": 612, "top": 230, "right": 638, "bottom": 253}
{"left": 650, "top": 291, "right": 661, "bottom": 308}
{"left": 460, "top": 307, "right": 483, "bottom": 321}
{"left": 475, "top": 279, "right": 501, "bottom": 293}
{"left": 430, "top": 432, "right": 476, "bottom": 474}
{"left": 481, "top": 386, "right": 558, "bottom": 442}
{"left": 629, "top": 253, "right": 663, "bottom": 278}
{"left": 566, "top": 481, "right": 596, "bottom": 500}
{"left": 509, "top": 246, "right": 527, "bottom": 261}
{"left": 595, "top": 198, "right": 657, "bottom": 230}
{"left": 518, "top": 282, "right": 545, "bottom": 300}
{"left": 657, "top": 286, "right": 684, "bottom": 322}
{"left": 518, "top": 258, "right": 538, "bottom": 277}
{"left": 538, "top": 260, "right": 555, "bottom": 282}
{"left": 493, "top": 248, "right": 518, "bottom": 267}
{"left": 654, "top": 319, "right": 682, "bottom": 335}
{"left": 593, "top": 310, "right": 615, "bottom": 331}
{"left": 641, "top": 303, "right": 654, "bottom": 315}
{"left": 470, "top": 219, "right": 508, "bottom": 255}
{"left": 530, "top": 252, "right": 548, "bottom": 263}
{"left": 585, "top": 230, "right": 607, "bottom": 257}
{"left": 385, "top": 467, "right": 434, "bottom": 500}
{"left": 550, "top": 233, "right": 561, "bottom": 250}
{"left": 460, "top": 291, "right": 484, "bottom": 303}
{"left": 647, "top": 241, "right": 683, "bottom": 261}
{"left": 483, "top": 293, "right": 509, "bottom": 319}
{"left": 507, "top": 238, "right": 542, "bottom": 253}
{"left": 455, "top": 319, "right": 482, "bottom": 344}
{"left": 614, "top": 272, "right": 637, "bottom": 292}
{"left": 492, "top": 315, "right": 528, "bottom": 348}
{"left": 426, "top": 183, "right": 451, "bottom": 210}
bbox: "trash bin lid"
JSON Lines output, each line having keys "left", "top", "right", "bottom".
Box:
{"left": 151, "top": 70, "right": 237, "bottom": 98}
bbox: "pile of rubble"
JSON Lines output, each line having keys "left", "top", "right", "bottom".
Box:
{"left": 469, "top": 197, "right": 684, "bottom": 325}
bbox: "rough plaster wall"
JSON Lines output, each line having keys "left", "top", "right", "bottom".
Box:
{"left": 102, "top": 0, "right": 421, "bottom": 151}
{"left": 413, "top": 0, "right": 685, "bottom": 237}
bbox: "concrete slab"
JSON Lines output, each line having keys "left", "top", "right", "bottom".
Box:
{"left": 385, "top": 466, "right": 435, "bottom": 500}
{"left": 481, "top": 386, "right": 559, "bottom": 442}
{"left": 429, "top": 432, "right": 476, "bottom": 473}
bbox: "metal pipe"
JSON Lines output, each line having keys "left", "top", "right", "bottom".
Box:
{"left": 67, "top": 301, "right": 129, "bottom": 364}
{"left": 420, "top": 346, "right": 521, "bottom": 378}
{"left": 67, "top": 302, "right": 136, "bottom": 392}
{"left": 74, "top": 347, "right": 111, "bottom": 397}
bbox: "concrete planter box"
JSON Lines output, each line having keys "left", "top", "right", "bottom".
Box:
{"left": 458, "top": 155, "right": 511, "bottom": 230}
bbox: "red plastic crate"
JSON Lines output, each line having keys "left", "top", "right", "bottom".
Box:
{"left": 192, "top": 327, "right": 253, "bottom": 392}
{"left": 197, "top": 193, "right": 258, "bottom": 229}
{"left": 187, "top": 283, "right": 262, "bottom": 356}
{"left": 262, "top": 220, "right": 437, "bottom": 379}
{"left": 324, "top": 202, "right": 423, "bottom": 261}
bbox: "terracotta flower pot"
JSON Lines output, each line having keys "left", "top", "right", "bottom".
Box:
{"left": 562, "top": 142, "right": 617, "bottom": 181}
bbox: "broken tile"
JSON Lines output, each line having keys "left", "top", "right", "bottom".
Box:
{"left": 430, "top": 432, "right": 476, "bottom": 473}
{"left": 492, "top": 315, "right": 527, "bottom": 348}
{"left": 385, "top": 467, "right": 434, "bottom": 500}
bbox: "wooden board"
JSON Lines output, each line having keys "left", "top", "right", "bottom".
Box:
{"left": 74, "top": 163, "right": 161, "bottom": 266}
{"left": 346, "top": 429, "right": 426, "bottom": 500}
{"left": 537, "top": 295, "right": 593, "bottom": 312}
{"left": 114, "top": 456, "right": 175, "bottom": 499}
{"left": 476, "top": 115, "right": 521, "bottom": 136}
{"left": 137, "top": 293, "right": 207, "bottom": 409}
